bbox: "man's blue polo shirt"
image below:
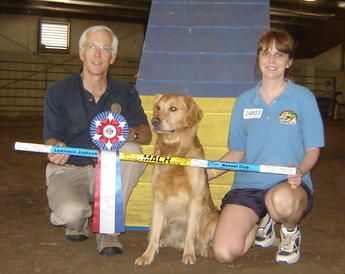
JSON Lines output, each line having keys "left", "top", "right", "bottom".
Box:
{"left": 228, "top": 80, "right": 325, "bottom": 192}
{"left": 44, "top": 73, "right": 149, "bottom": 166}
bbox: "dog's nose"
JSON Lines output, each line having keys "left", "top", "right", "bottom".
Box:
{"left": 151, "top": 117, "right": 160, "bottom": 127}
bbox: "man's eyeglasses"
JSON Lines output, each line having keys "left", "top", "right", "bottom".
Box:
{"left": 83, "top": 44, "right": 114, "bottom": 54}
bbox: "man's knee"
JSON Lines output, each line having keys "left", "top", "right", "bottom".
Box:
{"left": 50, "top": 201, "right": 92, "bottom": 229}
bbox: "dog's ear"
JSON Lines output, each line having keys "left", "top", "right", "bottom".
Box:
{"left": 153, "top": 94, "right": 163, "bottom": 106}
{"left": 185, "top": 96, "right": 203, "bottom": 125}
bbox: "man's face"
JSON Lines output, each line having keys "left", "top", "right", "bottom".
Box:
{"left": 79, "top": 29, "right": 116, "bottom": 76}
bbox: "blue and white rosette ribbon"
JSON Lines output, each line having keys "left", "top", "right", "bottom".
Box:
{"left": 89, "top": 111, "right": 128, "bottom": 151}
{"left": 90, "top": 111, "right": 128, "bottom": 234}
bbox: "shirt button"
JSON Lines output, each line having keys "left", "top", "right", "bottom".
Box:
{"left": 267, "top": 117, "right": 270, "bottom": 120}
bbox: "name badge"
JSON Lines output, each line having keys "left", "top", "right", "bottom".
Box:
{"left": 243, "top": 108, "right": 263, "bottom": 119}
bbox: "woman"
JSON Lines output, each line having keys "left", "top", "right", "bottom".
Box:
{"left": 207, "top": 29, "right": 324, "bottom": 264}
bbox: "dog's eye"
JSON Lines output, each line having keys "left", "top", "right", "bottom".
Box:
{"left": 156, "top": 106, "right": 160, "bottom": 111}
{"left": 169, "top": 106, "right": 177, "bottom": 112}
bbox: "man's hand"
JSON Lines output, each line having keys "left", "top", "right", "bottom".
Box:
{"left": 45, "top": 139, "right": 70, "bottom": 165}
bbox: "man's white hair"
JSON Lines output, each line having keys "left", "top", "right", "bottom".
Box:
{"left": 79, "top": 25, "right": 118, "bottom": 55}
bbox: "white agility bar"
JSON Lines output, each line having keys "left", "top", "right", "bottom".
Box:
{"left": 14, "top": 142, "right": 296, "bottom": 175}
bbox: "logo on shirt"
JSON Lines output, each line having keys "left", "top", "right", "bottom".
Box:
{"left": 279, "top": 110, "right": 297, "bottom": 124}
{"left": 243, "top": 108, "right": 263, "bottom": 119}
{"left": 111, "top": 103, "right": 121, "bottom": 113}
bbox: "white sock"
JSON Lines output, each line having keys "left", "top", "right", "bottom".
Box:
{"left": 282, "top": 225, "right": 298, "bottom": 233}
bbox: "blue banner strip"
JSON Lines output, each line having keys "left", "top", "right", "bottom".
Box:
{"left": 207, "top": 160, "right": 260, "bottom": 173}
{"left": 115, "top": 150, "right": 125, "bottom": 233}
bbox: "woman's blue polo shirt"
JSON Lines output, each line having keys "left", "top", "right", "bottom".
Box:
{"left": 228, "top": 80, "right": 325, "bottom": 192}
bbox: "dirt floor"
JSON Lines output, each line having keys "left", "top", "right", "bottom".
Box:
{"left": 0, "top": 117, "right": 344, "bottom": 274}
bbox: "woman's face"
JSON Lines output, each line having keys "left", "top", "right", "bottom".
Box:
{"left": 258, "top": 41, "right": 292, "bottom": 81}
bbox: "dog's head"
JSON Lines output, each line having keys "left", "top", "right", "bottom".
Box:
{"left": 151, "top": 93, "right": 203, "bottom": 134}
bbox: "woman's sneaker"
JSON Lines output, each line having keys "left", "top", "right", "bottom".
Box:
{"left": 254, "top": 213, "right": 276, "bottom": 248}
{"left": 276, "top": 225, "right": 301, "bottom": 264}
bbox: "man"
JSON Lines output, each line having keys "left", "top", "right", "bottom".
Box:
{"left": 43, "top": 25, "right": 151, "bottom": 256}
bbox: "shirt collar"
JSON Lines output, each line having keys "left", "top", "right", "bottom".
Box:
{"left": 78, "top": 72, "right": 111, "bottom": 99}
{"left": 253, "top": 79, "right": 293, "bottom": 104}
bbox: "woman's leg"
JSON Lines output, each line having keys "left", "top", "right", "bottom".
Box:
{"left": 265, "top": 181, "right": 310, "bottom": 264}
{"left": 213, "top": 204, "right": 259, "bottom": 263}
{"left": 265, "top": 182, "right": 308, "bottom": 227}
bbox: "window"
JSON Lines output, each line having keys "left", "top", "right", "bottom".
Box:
{"left": 39, "top": 20, "right": 70, "bottom": 53}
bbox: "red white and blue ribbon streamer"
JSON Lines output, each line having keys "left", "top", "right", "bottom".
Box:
{"left": 89, "top": 111, "right": 128, "bottom": 234}
{"left": 93, "top": 150, "right": 125, "bottom": 234}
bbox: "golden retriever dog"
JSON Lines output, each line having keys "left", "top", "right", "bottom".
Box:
{"left": 135, "top": 93, "right": 219, "bottom": 266}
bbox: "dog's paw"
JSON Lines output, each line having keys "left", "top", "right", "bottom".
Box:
{"left": 159, "top": 238, "right": 168, "bottom": 247}
{"left": 200, "top": 247, "right": 213, "bottom": 258}
{"left": 182, "top": 253, "right": 196, "bottom": 265}
{"left": 135, "top": 255, "right": 154, "bottom": 266}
